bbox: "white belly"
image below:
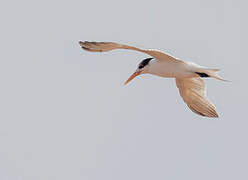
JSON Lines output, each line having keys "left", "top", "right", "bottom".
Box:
{"left": 147, "top": 60, "right": 196, "bottom": 78}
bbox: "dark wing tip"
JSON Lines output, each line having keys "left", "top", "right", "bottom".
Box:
{"left": 79, "top": 41, "right": 84, "bottom": 47}
{"left": 78, "top": 41, "right": 103, "bottom": 52}
{"left": 79, "top": 41, "right": 91, "bottom": 51}
{"left": 79, "top": 41, "right": 87, "bottom": 46}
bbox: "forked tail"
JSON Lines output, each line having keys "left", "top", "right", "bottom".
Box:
{"left": 197, "top": 68, "right": 229, "bottom": 82}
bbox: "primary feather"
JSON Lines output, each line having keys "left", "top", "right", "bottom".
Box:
{"left": 176, "top": 77, "right": 218, "bottom": 117}
{"left": 79, "top": 41, "right": 177, "bottom": 62}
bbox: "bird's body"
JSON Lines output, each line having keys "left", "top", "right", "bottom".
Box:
{"left": 79, "top": 41, "right": 227, "bottom": 118}
{"left": 147, "top": 59, "right": 195, "bottom": 78}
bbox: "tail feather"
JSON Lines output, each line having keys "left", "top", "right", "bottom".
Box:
{"left": 200, "top": 69, "right": 230, "bottom": 82}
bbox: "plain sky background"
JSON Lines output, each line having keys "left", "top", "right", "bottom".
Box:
{"left": 0, "top": 0, "right": 247, "bottom": 179}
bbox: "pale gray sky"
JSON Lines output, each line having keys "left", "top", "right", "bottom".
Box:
{"left": 0, "top": 0, "right": 247, "bottom": 179}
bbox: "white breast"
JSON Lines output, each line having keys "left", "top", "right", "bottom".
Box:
{"left": 147, "top": 59, "right": 195, "bottom": 78}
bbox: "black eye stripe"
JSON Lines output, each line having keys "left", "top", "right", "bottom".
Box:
{"left": 138, "top": 58, "right": 153, "bottom": 69}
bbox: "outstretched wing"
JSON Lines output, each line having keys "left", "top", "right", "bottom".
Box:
{"left": 79, "top": 41, "right": 178, "bottom": 62}
{"left": 175, "top": 77, "right": 219, "bottom": 118}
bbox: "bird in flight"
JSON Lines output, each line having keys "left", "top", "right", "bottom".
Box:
{"left": 79, "top": 41, "right": 227, "bottom": 118}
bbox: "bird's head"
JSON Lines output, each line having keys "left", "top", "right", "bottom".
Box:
{"left": 124, "top": 57, "right": 153, "bottom": 85}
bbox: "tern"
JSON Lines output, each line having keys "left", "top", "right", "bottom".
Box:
{"left": 79, "top": 41, "right": 227, "bottom": 118}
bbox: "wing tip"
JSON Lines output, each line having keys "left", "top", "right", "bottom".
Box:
{"left": 195, "top": 110, "right": 219, "bottom": 118}
{"left": 78, "top": 41, "right": 103, "bottom": 52}
{"left": 188, "top": 103, "right": 219, "bottom": 118}
{"left": 208, "top": 113, "right": 219, "bottom": 118}
{"left": 79, "top": 41, "right": 87, "bottom": 46}
{"left": 203, "top": 107, "right": 219, "bottom": 118}
{"left": 79, "top": 41, "right": 86, "bottom": 49}
{"left": 203, "top": 110, "right": 219, "bottom": 118}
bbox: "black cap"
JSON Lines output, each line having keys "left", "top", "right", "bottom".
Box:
{"left": 138, "top": 58, "right": 153, "bottom": 69}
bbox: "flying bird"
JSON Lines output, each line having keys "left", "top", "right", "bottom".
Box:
{"left": 79, "top": 41, "right": 227, "bottom": 118}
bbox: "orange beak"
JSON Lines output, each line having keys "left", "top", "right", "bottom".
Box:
{"left": 124, "top": 71, "right": 141, "bottom": 85}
